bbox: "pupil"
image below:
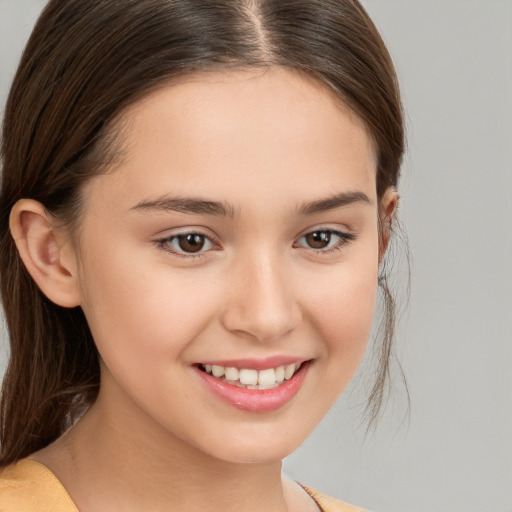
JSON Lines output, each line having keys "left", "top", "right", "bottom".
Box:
{"left": 178, "top": 234, "right": 205, "bottom": 253}
{"left": 307, "top": 231, "right": 330, "bottom": 249}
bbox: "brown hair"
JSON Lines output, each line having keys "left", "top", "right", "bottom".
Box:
{"left": 0, "top": 0, "right": 404, "bottom": 465}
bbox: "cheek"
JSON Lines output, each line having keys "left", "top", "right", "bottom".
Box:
{"left": 304, "top": 249, "right": 379, "bottom": 364}
{"left": 76, "top": 242, "right": 219, "bottom": 372}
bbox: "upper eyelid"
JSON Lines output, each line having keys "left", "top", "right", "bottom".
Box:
{"left": 296, "top": 225, "right": 355, "bottom": 239}
{"left": 154, "top": 226, "right": 218, "bottom": 241}
{"left": 295, "top": 229, "right": 354, "bottom": 244}
{"left": 153, "top": 226, "right": 355, "bottom": 248}
{"left": 154, "top": 233, "right": 217, "bottom": 260}
{"left": 154, "top": 226, "right": 354, "bottom": 240}
{"left": 298, "top": 229, "right": 348, "bottom": 239}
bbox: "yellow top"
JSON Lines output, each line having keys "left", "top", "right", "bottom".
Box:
{"left": 0, "top": 459, "right": 79, "bottom": 512}
{"left": 0, "top": 458, "right": 367, "bottom": 512}
{"left": 301, "top": 485, "right": 368, "bottom": 512}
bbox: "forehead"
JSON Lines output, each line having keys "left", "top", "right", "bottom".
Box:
{"left": 89, "top": 68, "right": 377, "bottom": 212}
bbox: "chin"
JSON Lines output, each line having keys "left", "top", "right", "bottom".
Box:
{"left": 192, "top": 425, "right": 311, "bottom": 466}
{"left": 212, "top": 445, "right": 296, "bottom": 465}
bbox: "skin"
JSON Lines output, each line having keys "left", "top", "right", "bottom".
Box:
{"left": 11, "top": 67, "right": 396, "bottom": 511}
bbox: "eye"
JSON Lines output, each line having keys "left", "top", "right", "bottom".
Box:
{"left": 156, "top": 232, "right": 216, "bottom": 257}
{"left": 295, "top": 229, "right": 355, "bottom": 252}
{"left": 304, "top": 231, "right": 333, "bottom": 249}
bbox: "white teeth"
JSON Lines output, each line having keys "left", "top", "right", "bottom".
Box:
{"left": 275, "top": 366, "right": 285, "bottom": 383}
{"left": 258, "top": 368, "right": 276, "bottom": 388}
{"left": 224, "top": 367, "right": 239, "bottom": 381}
{"left": 212, "top": 365, "right": 224, "bottom": 378}
{"left": 239, "top": 369, "right": 258, "bottom": 385}
{"left": 284, "top": 364, "right": 296, "bottom": 380}
{"left": 202, "top": 362, "right": 303, "bottom": 389}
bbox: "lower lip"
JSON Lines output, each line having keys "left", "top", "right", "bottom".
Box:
{"left": 194, "top": 362, "right": 309, "bottom": 413}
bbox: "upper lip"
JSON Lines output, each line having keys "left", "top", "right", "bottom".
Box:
{"left": 196, "top": 355, "right": 309, "bottom": 371}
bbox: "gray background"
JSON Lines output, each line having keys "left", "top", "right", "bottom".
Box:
{"left": 1, "top": 1, "right": 511, "bottom": 511}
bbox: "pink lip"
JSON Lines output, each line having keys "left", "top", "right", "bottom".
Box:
{"left": 194, "top": 361, "right": 310, "bottom": 413}
{"left": 197, "top": 355, "right": 305, "bottom": 371}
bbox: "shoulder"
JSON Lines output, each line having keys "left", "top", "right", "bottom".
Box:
{"left": 0, "top": 458, "right": 78, "bottom": 512}
{"left": 301, "top": 485, "right": 370, "bottom": 512}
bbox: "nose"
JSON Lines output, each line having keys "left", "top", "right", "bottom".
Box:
{"left": 220, "top": 251, "right": 302, "bottom": 343}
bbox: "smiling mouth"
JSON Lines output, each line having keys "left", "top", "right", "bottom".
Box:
{"left": 198, "top": 363, "right": 303, "bottom": 390}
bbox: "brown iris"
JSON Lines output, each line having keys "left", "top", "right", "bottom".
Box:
{"left": 177, "top": 234, "right": 206, "bottom": 253}
{"left": 305, "top": 231, "right": 331, "bottom": 249}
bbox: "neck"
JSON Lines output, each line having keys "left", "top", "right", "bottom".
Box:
{"left": 37, "top": 388, "right": 289, "bottom": 512}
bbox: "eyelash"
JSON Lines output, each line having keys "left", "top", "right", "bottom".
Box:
{"left": 154, "top": 228, "right": 356, "bottom": 259}
{"left": 294, "top": 229, "right": 356, "bottom": 255}
{"left": 155, "top": 231, "right": 219, "bottom": 259}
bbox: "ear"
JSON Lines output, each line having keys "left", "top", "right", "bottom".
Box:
{"left": 378, "top": 187, "right": 398, "bottom": 262}
{"left": 9, "top": 199, "right": 81, "bottom": 308}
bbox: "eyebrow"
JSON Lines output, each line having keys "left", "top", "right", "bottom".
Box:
{"left": 131, "top": 190, "right": 371, "bottom": 218}
{"left": 131, "top": 196, "right": 236, "bottom": 218}
{"left": 297, "top": 191, "right": 372, "bottom": 215}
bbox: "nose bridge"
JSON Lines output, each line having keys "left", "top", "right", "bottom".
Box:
{"left": 220, "top": 245, "right": 301, "bottom": 342}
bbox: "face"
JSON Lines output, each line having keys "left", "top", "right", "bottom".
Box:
{"left": 72, "top": 68, "right": 386, "bottom": 464}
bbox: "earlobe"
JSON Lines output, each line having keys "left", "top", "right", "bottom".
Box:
{"left": 9, "top": 199, "right": 81, "bottom": 308}
{"left": 378, "top": 187, "right": 398, "bottom": 262}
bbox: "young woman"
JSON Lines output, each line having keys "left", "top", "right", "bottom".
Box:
{"left": 0, "top": 1, "right": 404, "bottom": 511}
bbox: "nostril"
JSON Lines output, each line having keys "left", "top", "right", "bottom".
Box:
{"left": 218, "top": 262, "right": 302, "bottom": 342}
{"left": 220, "top": 300, "right": 301, "bottom": 343}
